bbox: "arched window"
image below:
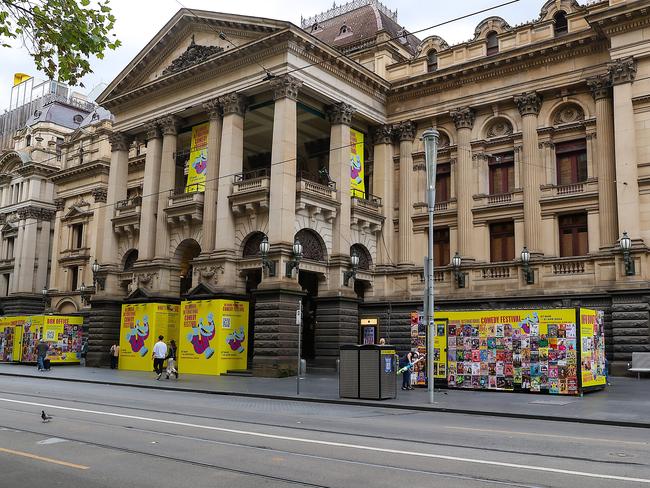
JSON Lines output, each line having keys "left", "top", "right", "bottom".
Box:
{"left": 25, "top": 135, "right": 31, "bottom": 147}
{"left": 123, "top": 249, "right": 138, "bottom": 271}
{"left": 486, "top": 31, "right": 499, "bottom": 56}
{"left": 427, "top": 49, "right": 438, "bottom": 72}
{"left": 554, "top": 11, "right": 568, "bottom": 36}
{"left": 339, "top": 24, "right": 348, "bottom": 35}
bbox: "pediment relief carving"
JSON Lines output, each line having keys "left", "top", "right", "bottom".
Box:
{"left": 162, "top": 35, "right": 224, "bottom": 76}
{"left": 553, "top": 103, "right": 584, "bottom": 126}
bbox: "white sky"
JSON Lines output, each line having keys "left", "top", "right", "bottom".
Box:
{"left": 1, "top": 0, "right": 553, "bottom": 108}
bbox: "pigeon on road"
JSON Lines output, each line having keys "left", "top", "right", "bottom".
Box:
{"left": 41, "top": 410, "right": 52, "bottom": 423}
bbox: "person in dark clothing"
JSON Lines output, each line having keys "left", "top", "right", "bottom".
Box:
{"left": 400, "top": 350, "right": 415, "bottom": 390}
{"left": 165, "top": 340, "right": 178, "bottom": 379}
{"left": 36, "top": 341, "right": 49, "bottom": 371}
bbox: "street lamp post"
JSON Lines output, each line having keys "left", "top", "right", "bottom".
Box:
{"left": 42, "top": 286, "right": 49, "bottom": 312}
{"left": 91, "top": 259, "right": 104, "bottom": 290}
{"left": 343, "top": 250, "right": 360, "bottom": 286}
{"left": 422, "top": 128, "right": 439, "bottom": 405}
{"left": 452, "top": 252, "right": 465, "bottom": 288}
{"left": 286, "top": 238, "right": 303, "bottom": 278}
{"left": 620, "top": 231, "right": 634, "bottom": 276}
{"left": 520, "top": 246, "right": 534, "bottom": 284}
{"left": 259, "top": 235, "right": 276, "bottom": 277}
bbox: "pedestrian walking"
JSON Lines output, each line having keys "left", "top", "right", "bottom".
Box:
{"left": 152, "top": 335, "right": 167, "bottom": 380}
{"left": 165, "top": 340, "right": 178, "bottom": 379}
{"left": 399, "top": 350, "right": 414, "bottom": 390}
{"left": 109, "top": 343, "right": 119, "bottom": 369}
{"left": 80, "top": 340, "right": 88, "bottom": 367}
{"left": 36, "top": 341, "right": 49, "bottom": 372}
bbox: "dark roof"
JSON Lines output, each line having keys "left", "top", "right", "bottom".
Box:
{"left": 307, "top": 4, "right": 420, "bottom": 55}
{"left": 25, "top": 101, "right": 93, "bottom": 130}
{"left": 79, "top": 106, "right": 113, "bottom": 128}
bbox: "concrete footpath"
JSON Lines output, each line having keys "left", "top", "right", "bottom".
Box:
{"left": 1, "top": 363, "right": 649, "bottom": 428}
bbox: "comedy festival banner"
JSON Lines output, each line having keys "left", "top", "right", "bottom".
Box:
{"left": 185, "top": 122, "right": 209, "bottom": 193}
{"left": 118, "top": 303, "right": 179, "bottom": 371}
{"left": 350, "top": 128, "right": 365, "bottom": 198}
{"left": 180, "top": 299, "right": 249, "bottom": 376}
{"left": 579, "top": 309, "right": 607, "bottom": 388}
{"left": 0, "top": 316, "right": 24, "bottom": 362}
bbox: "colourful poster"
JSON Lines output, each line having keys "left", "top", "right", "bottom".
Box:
{"left": 185, "top": 122, "right": 209, "bottom": 193}
{"left": 41, "top": 315, "right": 84, "bottom": 363}
{"left": 180, "top": 299, "right": 249, "bottom": 376}
{"left": 580, "top": 309, "right": 607, "bottom": 388}
{"left": 434, "top": 318, "right": 447, "bottom": 379}
{"left": 350, "top": 128, "right": 365, "bottom": 198}
{"left": 118, "top": 303, "right": 179, "bottom": 372}
{"left": 0, "top": 316, "right": 24, "bottom": 362}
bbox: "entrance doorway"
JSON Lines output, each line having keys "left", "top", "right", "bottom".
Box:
{"left": 299, "top": 271, "right": 319, "bottom": 361}
{"left": 174, "top": 239, "right": 201, "bottom": 295}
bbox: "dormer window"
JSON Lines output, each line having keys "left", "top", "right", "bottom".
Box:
{"left": 340, "top": 24, "right": 348, "bottom": 35}
{"left": 73, "top": 114, "right": 84, "bottom": 124}
{"left": 486, "top": 31, "right": 499, "bottom": 56}
{"left": 311, "top": 22, "right": 319, "bottom": 32}
{"left": 427, "top": 49, "right": 438, "bottom": 72}
{"left": 554, "top": 11, "right": 568, "bottom": 36}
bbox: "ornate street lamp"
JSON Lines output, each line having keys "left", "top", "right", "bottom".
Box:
{"left": 286, "top": 238, "right": 303, "bottom": 278}
{"left": 79, "top": 282, "right": 90, "bottom": 306}
{"left": 620, "top": 231, "right": 635, "bottom": 276}
{"left": 451, "top": 252, "right": 465, "bottom": 289}
{"left": 259, "top": 235, "right": 276, "bottom": 277}
{"left": 91, "top": 259, "right": 105, "bottom": 290}
{"left": 344, "top": 250, "right": 360, "bottom": 286}
{"left": 521, "top": 246, "right": 534, "bottom": 285}
{"left": 42, "top": 286, "right": 50, "bottom": 310}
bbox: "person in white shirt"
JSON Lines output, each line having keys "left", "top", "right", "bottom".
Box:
{"left": 152, "top": 336, "right": 168, "bottom": 380}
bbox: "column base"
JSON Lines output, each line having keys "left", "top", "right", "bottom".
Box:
{"left": 86, "top": 298, "right": 123, "bottom": 367}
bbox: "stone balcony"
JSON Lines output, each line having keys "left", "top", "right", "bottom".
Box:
{"left": 351, "top": 192, "right": 383, "bottom": 232}
{"left": 164, "top": 190, "right": 204, "bottom": 224}
{"left": 412, "top": 198, "right": 457, "bottom": 231}
{"left": 112, "top": 195, "right": 141, "bottom": 236}
{"left": 229, "top": 168, "right": 270, "bottom": 216}
{"left": 295, "top": 171, "right": 339, "bottom": 223}
{"left": 540, "top": 178, "right": 599, "bottom": 212}
{"left": 59, "top": 246, "right": 91, "bottom": 265}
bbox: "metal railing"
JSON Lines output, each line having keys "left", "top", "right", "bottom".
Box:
{"left": 115, "top": 195, "right": 142, "bottom": 210}
{"left": 351, "top": 190, "right": 382, "bottom": 206}
{"left": 297, "top": 169, "right": 337, "bottom": 190}
{"left": 234, "top": 167, "right": 269, "bottom": 182}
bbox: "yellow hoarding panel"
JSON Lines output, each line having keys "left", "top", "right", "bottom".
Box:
{"left": 41, "top": 315, "right": 84, "bottom": 363}
{"left": 580, "top": 309, "right": 607, "bottom": 387}
{"left": 20, "top": 316, "right": 42, "bottom": 363}
{"left": 350, "top": 128, "right": 365, "bottom": 198}
{"left": 216, "top": 300, "right": 249, "bottom": 374}
{"left": 0, "top": 317, "right": 24, "bottom": 362}
{"left": 185, "top": 122, "right": 209, "bottom": 193}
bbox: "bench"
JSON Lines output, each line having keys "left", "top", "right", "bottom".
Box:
{"left": 628, "top": 352, "right": 650, "bottom": 379}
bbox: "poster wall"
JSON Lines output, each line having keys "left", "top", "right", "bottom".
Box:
{"left": 0, "top": 316, "right": 24, "bottom": 362}
{"left": 350, "top": 128, "right": 365, "bottom": 198}
{"left": 118, "top": 303, "right": 180, "bottom": 372}
{"left": 185, "top": 122, "right": 209, "bottom": 193}
{"left": 41, "top": 315, "right": 84, "bottom": 363}
{"left": 580, "top": 309, "right": 607, "bottom": 388}
{"left": 180, "top": 299, "right": 248, "bottom": 376}
{"left": 410, "top": 313, "right": 448, "bottom": 385}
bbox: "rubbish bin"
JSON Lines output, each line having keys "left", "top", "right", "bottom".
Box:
{"left": 359, "top": 344, "right": 397, "bottom": 400}
{"left": 339, "top": 344, "right": 360, "bottom": 398}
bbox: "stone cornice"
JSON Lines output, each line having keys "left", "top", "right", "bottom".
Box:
{"left": 586, "top": 0, "right": 650, "bottom": 37}
{"left": 15, "top": 162, "right": 59, "bottom": 178}
{"left": 51, "top": 161, "right": 111, "bottom": 184}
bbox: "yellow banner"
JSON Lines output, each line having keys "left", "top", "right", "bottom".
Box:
{"left": 185, "top": 122, "right": 209, "bottom": 193}
{"left": 0, "top": 316, "right": 24, "bottom": 362}
{"left": 350, "top": 128, "right": 365, "bottom": 198}
{"left": 579, "top": 309, "right": 607, "bottom": 388}
{"left": 42, "top": 315, "right": 84, "bottom": 363}
{"left": 118, "top": 303, "right": 179, "bottom": 372}
{"left": 216, "top": 300, "right": 249, "bottom": 374}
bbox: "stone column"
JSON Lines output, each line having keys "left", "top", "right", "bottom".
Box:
{"left": 201, "top": 99, "right": 222, "bottom": 253}
{"left": 138, "top": 121, "right": 162, "bottom": 261}
{"left": 610, "top": 58, "right": 639, "bottom": 238}
{"left": 450, "top": 107, "right": 475, "bottom": 258}
{"left": 267, "top": 75, "right": 301, "bottom": 252}
{"left": 397, "top": 120, "right": 415, "bottom": 265}
{"left": 154, "top": 115, "right": 181, "bottom": 260}
{"left": 372, "top": 125, "right": 394, "bottom": 266}
{"left": 514, "top": 92, "right": 543, "bottom": 254}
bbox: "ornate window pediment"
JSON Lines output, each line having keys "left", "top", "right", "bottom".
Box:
{"left": 61, "top": 204, "right": 92, "bottom": 223}
{"left": 161, "top": 35, "right": 224, "bottom": 76}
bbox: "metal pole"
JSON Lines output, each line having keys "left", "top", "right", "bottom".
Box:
{"left": 423, "top": 129, "right": 439, "bottom": 405}
{"left": 297, "top": 298, "right": 302, "bottom": 395}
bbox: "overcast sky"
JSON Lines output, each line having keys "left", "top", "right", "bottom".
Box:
{"left": 1, "top": 0, "right": 554, "bottom": 108}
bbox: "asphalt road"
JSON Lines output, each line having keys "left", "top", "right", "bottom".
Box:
{"left": 0, "top": 375, "right": 648, "bottom": 487}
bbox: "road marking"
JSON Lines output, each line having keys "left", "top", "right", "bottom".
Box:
{"left": 438, "top": 425, "right": 649, "bottom": 447}
{"left": 0, "top": 447, "right": 88, "bottom": 470}
{"left": 37, "top": 438, "right": 68, "bottom": 445}
{"left": 1, "top": 397, "right": 649, "bottom": 484}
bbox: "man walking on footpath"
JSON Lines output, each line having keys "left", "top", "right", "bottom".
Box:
{"left": 109, "top": 343, "right": 119, "bottom": 369}
{"left": 152, "top": 336, "right": 167, "bottom": 380}
{"left": 36, "top": 341, "right": 49, "bottom": 372}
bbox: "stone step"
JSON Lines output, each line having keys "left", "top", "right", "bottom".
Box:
{"left": 222, "top": 369, "right": 253, "bottom": 377}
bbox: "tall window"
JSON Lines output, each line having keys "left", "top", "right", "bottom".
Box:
{"left": 554, "top": 11, "right": 568, "bottom": 36}
{"left": 433, "top": 228, "right": 450, "bottom": 266}
{"left": 70, "top": 266, "right": 79, "bottom": 291}
{"left": 71, "top": 223, "right": 84, "bottom": 249}
{"left": 490, "top": 221, "right": 515, "bottom": 262}
{"left": 6, "top": 237, "right": 14, "bottom": 260}
{"left": 488, "top": 152, "right": 514, "bottom": 195}
{"left": 427, "top": 49, "right": 438, "bottom": 72}
{"left": 559, "top": 213, "right": 588, "bottom": 257}
{"left": 436, "top": 163, "right": 451, "bottom": 203}
{"left": 486, "top": 31, "right": 499, "bottom": 56}
{"left": 56, "top": 137, "right": 64, "bottom": 162}
{"left": 556, "top": 140, "right": 587, "bottom": 185}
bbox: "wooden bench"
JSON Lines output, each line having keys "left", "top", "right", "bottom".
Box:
{"left": 628, "top": 352, "right": 650, "bottom": 379}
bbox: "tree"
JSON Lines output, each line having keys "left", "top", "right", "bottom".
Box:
{"left": 0, "top": 0, "right": 120, "bottom": 85}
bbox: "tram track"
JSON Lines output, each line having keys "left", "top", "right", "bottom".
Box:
{"left": 0, "top": 388, "right": 645, "bottom": 468}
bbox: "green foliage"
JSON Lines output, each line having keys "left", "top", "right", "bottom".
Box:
{"left": 0, "top": 0, "right": 120, "bottom": 85}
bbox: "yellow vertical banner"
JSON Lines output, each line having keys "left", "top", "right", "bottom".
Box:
{"left": 185, "top": 122, "right": 209, "bottom": 193}
{"left": 350, "top": 128, "right": 365, "bottom": 198}
{"left": 0, "top": 317, "right": 24, "bottom": 362}
{"left": 179, "top": 300, "right": 219, "bottom": 375}
{"left": 579, "top": 308, "right": 607, "bottom": 388}
{"left": 42, "top": 315, "right": 84, "bottom": 363}
{"left": 216, "top": 300, "right": 249, "bottom": 374}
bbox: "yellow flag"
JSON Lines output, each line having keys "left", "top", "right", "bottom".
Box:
{"left": 13, "top": 73, "right": 31, "bottom": 86}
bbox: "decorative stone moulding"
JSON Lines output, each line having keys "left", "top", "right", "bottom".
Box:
{"left": 450, "top": 107, "right": 475, "bottom": 130}
{"left": 514, "top": 92, "right": 542, "bottom": 116}
{"left": 553, "top": 104, "right": 584, "bottom": 125}
{"left": 162, "top": 35, "right": 224, "bottom": 76}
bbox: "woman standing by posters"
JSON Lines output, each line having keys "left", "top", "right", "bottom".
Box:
{"left": 166, "top": 340, "right": 178, "bottom": 379}
{"left": 109, "top": 343, "right": 119, "bottom": 369}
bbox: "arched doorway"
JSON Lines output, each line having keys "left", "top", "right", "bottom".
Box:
{"left": 351, "top": 243, "right": 372, "bottom": 300}
{"left": 174, "top": 239, "right": 201, "bottom": 295}
{"left": 122, "top": 249, "right": 138, "bottom": 271}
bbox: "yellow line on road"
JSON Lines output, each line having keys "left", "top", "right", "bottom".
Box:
{"left": 0, "top": 447, "right": 89, "bottom": 470}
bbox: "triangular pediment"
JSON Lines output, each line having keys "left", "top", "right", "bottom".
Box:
{"left": 62, "top": 204, "right": 91, "bottom": 221}
{"left": 97, "top": 9, "right": 290, "bottom": 102}
{"left": 125, "top": 287, "right": 152, "bottom": 301}
{"left": 184, "top": 281, "right": 217, "bottom": 299}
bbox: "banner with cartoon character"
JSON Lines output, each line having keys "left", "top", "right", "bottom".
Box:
{"left": 350, "top": 128, "right": 365, "bottom": 198}
{"left": 185, "top": 122, "right": 209, "bottom": 193}
{"left": 216, "top": 300, "right": 249, "bottom": 373}
{"left": 579, "top": 309, "right": 606, "bottom": 388}
{"left": 119, "top": 303, "right": 179, "bottom": 371}
{"left": 0, "top": 316, "right": 25, "bottom": 362}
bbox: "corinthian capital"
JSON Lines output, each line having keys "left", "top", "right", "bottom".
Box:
{"left": 373, "top": 124, "right": 393, "bottom": 145}
{"left": 203, "top": 98, "right": 222, "bottom": 120}
{"left": 514, "top": 92, "right": 542, "bottom": 116}
{"left": 108, "top": 132, "right": 132, "bottom": 152}
{"left": 396, "top": 120, "right": 416, "bottom": 142}
{"left": 327, "top": 102, "right": 355, "bottom": 125}
{"left": 143, "top": 120, "right": 161, "bottom": 141}
{"left": 608, "top": 57, "right": 636, "bottom": 86}
{"left": 587, "top": 74, "right": 612, "bottom": 101}
{"left": 159, "top": 115, "right": 182, "bottom": 136}
{"left": 270, "top": 74, "right": 302, "bottom": 101}
{"left": 450, "top": 107, "right": 475, "bottom": 130}
{"left": 218, "top": 92, "right": 248, "bottom": 116}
